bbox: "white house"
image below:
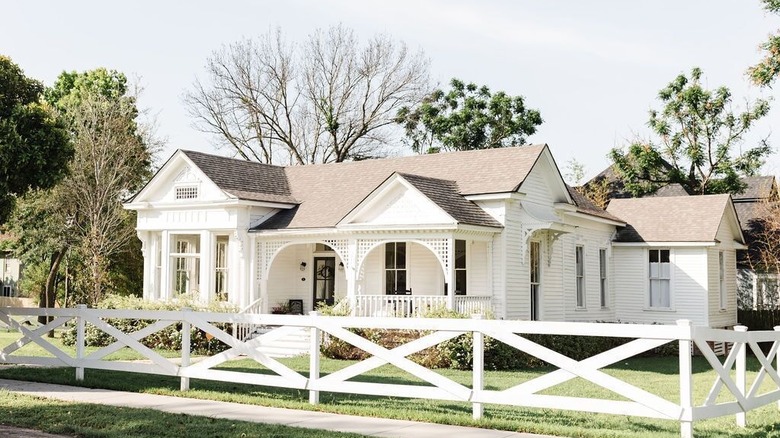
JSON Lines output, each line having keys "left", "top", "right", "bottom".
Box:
{"left": 125, "top": 145, "right": 744, "bottom": 327}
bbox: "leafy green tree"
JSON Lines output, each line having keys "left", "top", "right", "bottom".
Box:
{"left": 0, "top": 56, "right": 72, "bottom": 222}
{"left": 5, "top": 68, "right": 154, "bottom": 311}
{"left": 749, "top": 0, "right": 780, "bottom": 86}
{"left": 396, "top": 78, "right": 542, "bottom": 153}
{"left": 609, "top": 67, "right": 771, "bottom": 196}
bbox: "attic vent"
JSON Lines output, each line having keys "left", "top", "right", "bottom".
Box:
{"left": 175, "top": 185, "right": 198, "bottom": 200}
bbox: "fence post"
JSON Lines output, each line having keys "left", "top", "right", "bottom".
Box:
{"left": 775, "top": 326, "right": 780, "bottom": 410}
{"left": 180, "top": 307, "right": 191, "bottom": 391}
{"left": 677, "top": 319, "right": 694, "bottom": 438}
{"left": 75, "top": 304, "right": 86, "bottom": 381}
{"left": 734, "top": 324, "right": 748, "bottom": 427}
{"left": 472, "top": 313, "right": 484, "bottom": 420}
{"left": 309, "top": 311, "right": 320, "bottom": 405}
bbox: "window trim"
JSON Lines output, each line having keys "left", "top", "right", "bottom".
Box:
{"left": 599, "top": 248, "right": 608, "bottom": 309}
{"left": 575, "top": 245, "right": 585, "bottom": 309}
{"left": 384, "top": 242, "right": 408, "bottom": 295}
{"left": 719, "top": 251, "right": 726, "bottom": 310}
{"left": 530, "top": 240, "right": 542, "bottom": 321}
{"left": 454, "top": 239, "right": 467, "bottom": 296}
{"left": 647, "top": 248, "right": 673, "bottom": 310}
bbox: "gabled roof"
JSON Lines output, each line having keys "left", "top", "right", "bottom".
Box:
{"left": 606, "top": 194, "right": 740, "bottom": 243}
{"left": 392, "top": 173, "right": 502, "bottom": 228}
{"left": 255, "top": 145, "right": 548, "bottom": 230}
{"left": 181, "top": 151, "right": 297, "bottom": 204}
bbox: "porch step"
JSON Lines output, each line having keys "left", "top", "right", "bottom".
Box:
{"left": 247, "top": 326, "right": 311, "bottom": 358}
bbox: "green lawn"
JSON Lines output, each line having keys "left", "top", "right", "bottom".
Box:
{"left": 0, "top": 389, "right": 368, "bottom": 438}
{"left": 2, "top": 331, "right": 780, "bottom": 437}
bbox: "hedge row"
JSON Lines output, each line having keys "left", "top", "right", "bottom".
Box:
{"left": 61, "top": 294, "right": 237, "bottom": 355}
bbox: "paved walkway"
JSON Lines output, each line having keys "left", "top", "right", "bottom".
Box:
{"left": 0, "top": 379, "right": 558, "bottom": 438}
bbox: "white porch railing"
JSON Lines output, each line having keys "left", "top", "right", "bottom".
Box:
{"left": 233, "top": 297, "right": 263, "bottom": 340}
{"left": 353, "top": 295, "right": 492, "bottom": 317}
{"left": 1, "top": 307, "right": 779, "bottom": 437}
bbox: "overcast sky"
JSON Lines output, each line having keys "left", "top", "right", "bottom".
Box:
{"left": 3, "top": 0, "right": 779, "bottom": 180}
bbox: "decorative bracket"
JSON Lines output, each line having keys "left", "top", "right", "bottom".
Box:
{"left": 545, "top": 230, "right": 567, "bottom": 266}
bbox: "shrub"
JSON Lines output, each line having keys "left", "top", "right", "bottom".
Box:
{"left": 320, "top": 306, "right": 678, "bottom": 370}
{"left": 61, "top": 294, "right": 238, "bottom": 355}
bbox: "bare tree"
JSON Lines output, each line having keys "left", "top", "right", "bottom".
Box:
{"left": 184, "top": 25, "right": 431, "bottom": 165}
{"left": 62, "top": 91, "right": 153, "bottom": 304}
{"left": 743, "top": 199, "right": 780, "bottom": 308}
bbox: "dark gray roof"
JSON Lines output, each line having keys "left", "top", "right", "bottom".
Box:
{"left": 648, "top": 183, "right": 689, "bottom": 197}
{"left": 181, "top": 150, "right": 297, "bottom": 204}
{"left": 566, "top": 185, "right": 624, "bottom": 223}
{"left": 396, "top": 173, "right": 503, "bottom": 228}
{"left": 733, "top": 176, "right": 777, "bottom": 201}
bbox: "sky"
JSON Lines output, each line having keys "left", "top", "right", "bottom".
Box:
{"left": 3, "top": 0, "right": 780, "bottom": 181}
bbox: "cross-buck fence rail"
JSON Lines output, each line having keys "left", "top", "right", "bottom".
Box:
{"left": 0, "top": 306, "right": 779, "bottom": 438}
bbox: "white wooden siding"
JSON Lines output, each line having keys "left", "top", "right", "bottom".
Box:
{"left": 348, "top": 184, "right": 452, "bottom": 226}
{"left": 707, "top": 216, "right": 739, "bottom": 328}
{"left": 558, "top": 227, "right": 616, "bottom": 322}
{"left": 503, "top": 200, "right": 527, "bottom": 320}
{"left": 468, "top": 241, "right": 489, "bottom": 296}
{"left": 267, "top": 245, "right": 312, "bottom": 311}
{"left": 613, "top": 247, "right": 709, "bottom": 326}
{"left": 408, "top": 243, "right": 444, "bottom": 295}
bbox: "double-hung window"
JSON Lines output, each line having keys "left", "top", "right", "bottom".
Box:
{"left": 454, "top": 239, "right": 467, "bottom": 295}
{"left": 575, "top": 245, "right": 585, "bottom": 308}
{"left": 719, "top": 251, "right": 726, "bottom": 310}
{"left": 599, "top": 249, "right": 608, "bottom": 308}
{"left": 385, "top": 242, "right": 407, "bottom": 294}
{"left": 649, "top": 249, "right": 671, "bottom": 308}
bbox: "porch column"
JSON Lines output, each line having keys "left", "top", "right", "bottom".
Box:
{"left": 199, "top": 231, "right": 213, "bottom": 303}
{"left": 159, "top": 230, "right": 171, "bottom": 300}
{"left": 137, "top": 231, "right": 152, "bottom": 300}
{"left": 248, "top": 235, "right": 258, "bottom": 307}
{"left": 446, "top": 237, "right": 455, "bottom": 311}
{"left": 258, "top": 240, "right": 268, "bottom": 313}
{"left": 347, "top": 239, "right": 358, "bottom": 315}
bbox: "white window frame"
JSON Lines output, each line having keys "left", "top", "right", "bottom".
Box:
{"left": 215, "top": 235, "right": 229, "bottom": 301}
{"left": 530, "top": 240, "right": 542, "bottom": 321}
{"left": 719, "top": 251, "right": 726, "bottom": 310}
{"left": 575, "top": 245, "right": 585, "bottom": 308}
{"left": 384, "top": 242, "right": 408, "bottom": 295}
{"left": 599, "top": 248, "right": 608, "bottom": 308}
{"left": 454, "top": 239, "right": 467, "bottom": 295}
{"left": 170, "top": 234, "right": 201, "bottom": 295}
{"left": 648, "top": 248, "right": 672, "bottom": 310}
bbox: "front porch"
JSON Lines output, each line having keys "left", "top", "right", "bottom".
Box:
{"left": 256, "top": 233, "right": 498, "bottom": 317}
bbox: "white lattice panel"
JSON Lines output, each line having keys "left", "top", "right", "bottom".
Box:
{"left": 323, "top": 239, "right": 350, "bottom": 267}
{"left": 419, "top": 238, "right": 450, "bottom": 270}
{"left": 356, "top": 239, "right": 383, "bottom": 268}
{"left": 263, "top": 240, "right": 290, "bottom": 278}
{"left": 256, "top": 241, "right": 263, "bottom": 281}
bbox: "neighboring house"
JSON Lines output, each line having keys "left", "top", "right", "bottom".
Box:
{"left": 732, "top": 176, "right": 779, "bottom": 308}
{"left": 0, "top": 250, "right": 22, "bottom": 298}
{"left": 125, "top": 145, "right": 744, "bottom": 327}
{"left": 585, "top": 167, "right": 779, "bottom": 310}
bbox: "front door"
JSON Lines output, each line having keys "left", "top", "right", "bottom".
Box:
{"left": 313, "top": 257, "right": 336, "bottom": 310}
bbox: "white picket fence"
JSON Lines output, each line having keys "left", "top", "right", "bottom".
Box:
{"left": 0, "top": 306, "right": 779, "bottom": 438}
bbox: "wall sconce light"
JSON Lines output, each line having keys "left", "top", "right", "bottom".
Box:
{"left": 299, "top": 261, "right": 307, "bottom": 271}
{"left": 338, "top": 262, "right": 344, "bottom": 271}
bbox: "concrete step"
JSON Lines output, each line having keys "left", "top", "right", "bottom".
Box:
{"left": 248, "top": 326, "right": 311, "bottom": 358}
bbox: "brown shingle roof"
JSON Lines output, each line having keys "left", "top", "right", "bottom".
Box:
{"left": 181, "top": 150, "right": 297, "bottom": 204}
{"left": 607, "top": 194, "right": 732, "bottom": 242}
{"left": 258, "top": 145, "right": 546, "bottom": 229}
{"left": 648, "top": 183, "right": 689, "bottom": 197}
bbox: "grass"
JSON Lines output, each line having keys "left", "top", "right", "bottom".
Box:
{"left": 0, "top": 390, "right": 368, "bottom": 438}
{"left": 2, "top": 330, "right": 780, "bottom": 437}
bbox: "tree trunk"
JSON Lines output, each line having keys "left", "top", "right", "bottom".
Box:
{"left": 38, "top": 247, "right": 67, "bottom": 336}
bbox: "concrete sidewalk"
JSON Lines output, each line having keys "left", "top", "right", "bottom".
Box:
{"left": 0, "top": 379, "right": 557, "bottom": 438}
